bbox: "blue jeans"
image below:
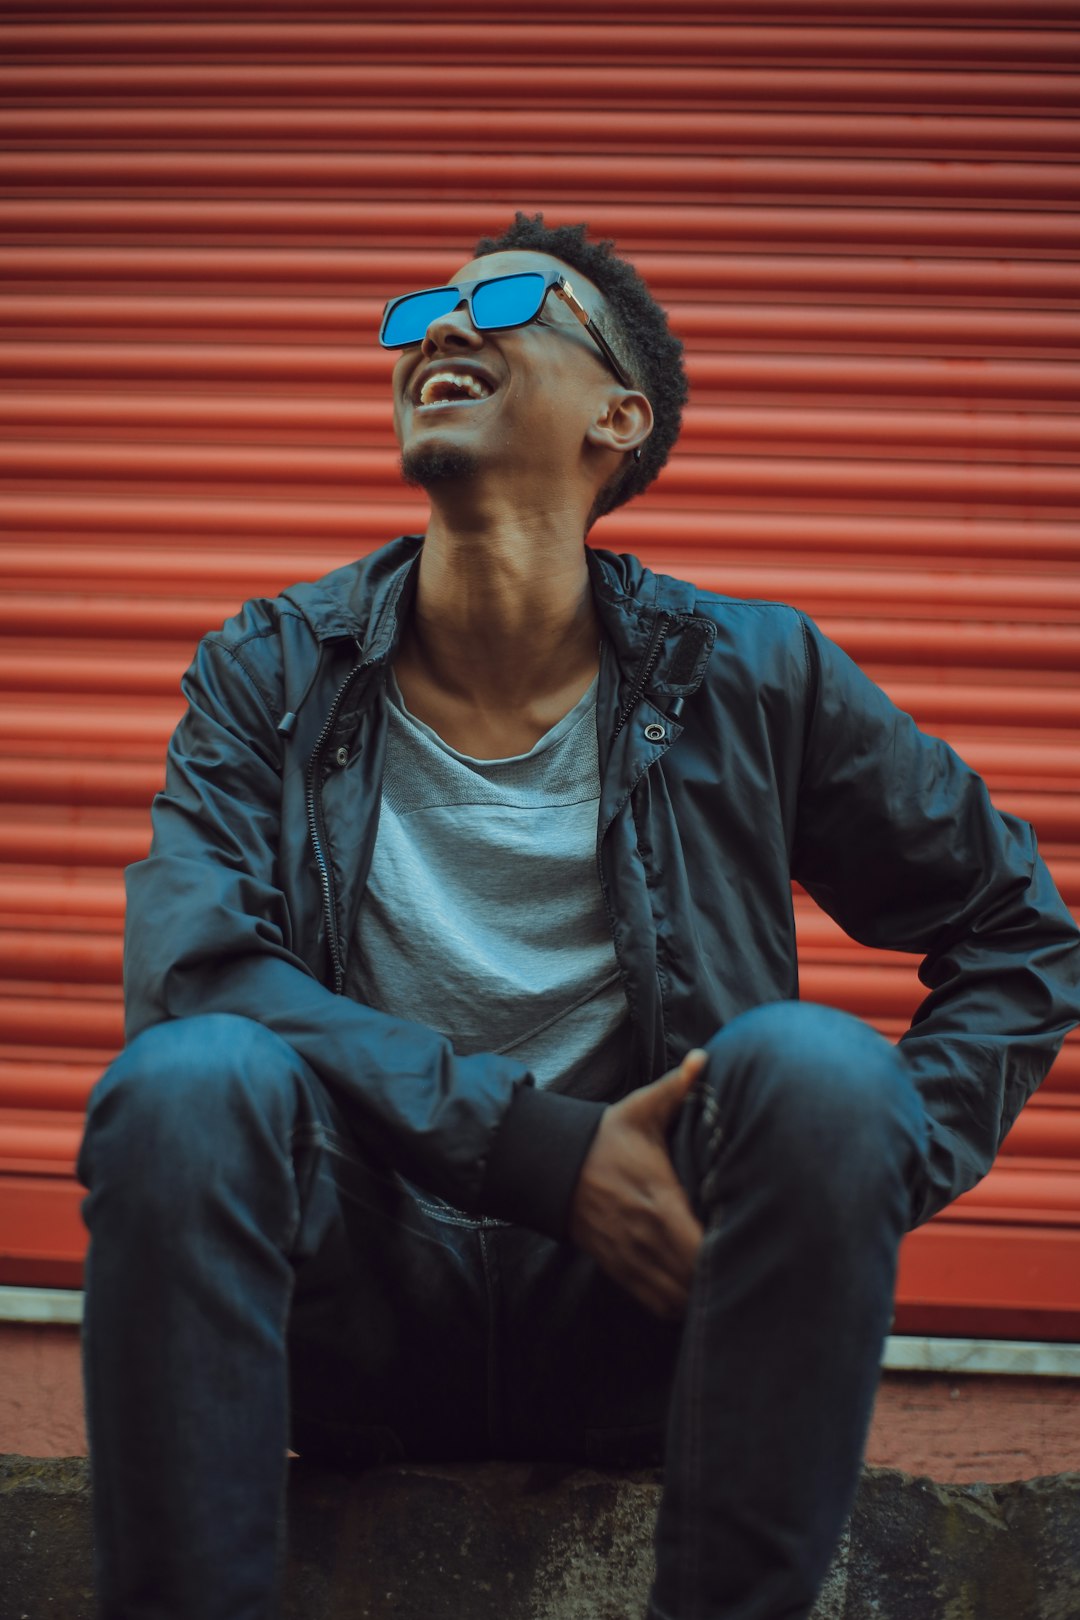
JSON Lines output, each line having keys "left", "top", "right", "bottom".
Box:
{"left": 77, "top": 1002, "right": 928, "bottom": 1620}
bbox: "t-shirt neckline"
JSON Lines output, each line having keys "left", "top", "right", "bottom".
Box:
{"left": 385, "top": 667, "right": 599, "bottom": 766}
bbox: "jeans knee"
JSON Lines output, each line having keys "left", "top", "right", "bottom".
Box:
{"left": 692, "top": 1002, "right": 926, "bottom": 1210}
{"left": 78, "top": 1015, "right": 304, "bottom": 1204}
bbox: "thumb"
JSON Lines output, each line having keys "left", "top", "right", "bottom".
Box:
{"left": 647, "top": 1048, "right": 709, "bottom": 1128}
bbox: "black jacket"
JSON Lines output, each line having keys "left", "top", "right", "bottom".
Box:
{"left": 124, "top": 536, "right": 1080, "bottom": 1239}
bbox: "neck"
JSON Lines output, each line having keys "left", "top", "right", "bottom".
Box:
{"left": 402, "top": 501, "right": 601, "bottom": 705}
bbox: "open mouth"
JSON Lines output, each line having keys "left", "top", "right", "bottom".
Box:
{"left": 416, "top": 369, "right": 496, "bottom": 409}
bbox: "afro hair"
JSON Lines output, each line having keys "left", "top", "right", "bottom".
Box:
{"left": 473, "top": 212, "right": 687, "bottom": 528}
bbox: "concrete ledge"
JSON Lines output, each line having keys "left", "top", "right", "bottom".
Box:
{"left": 2, "top": 1455, "right": 1078, "bottom": 1618}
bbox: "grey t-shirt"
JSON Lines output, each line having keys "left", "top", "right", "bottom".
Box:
{"left": 346, "top": 670, "right": 630, "bottom": 1102}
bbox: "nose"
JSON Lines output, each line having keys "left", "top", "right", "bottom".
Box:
{"left": 420, "top": 299, "right": 485, "bottom": 361}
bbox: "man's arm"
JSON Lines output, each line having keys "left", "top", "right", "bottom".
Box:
{"left": 124, "top": 629, "right": 605, "bottom": 1239}
{"left": 569, "top": 609, "right": 1080, "bottom": 1319}
{"left": 791, "top": 614, "right": 1080, "bottom": 1228}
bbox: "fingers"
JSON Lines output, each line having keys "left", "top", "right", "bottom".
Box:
{"left": 635, "top": 1273, "right": 691, "bottom": 1322}
{"left": 618, "top": 1163, "right": 705, "bottom": 1321}
{"left": 569, "top": 1047, "right": 712, "bottom": 1322}
{"left": 659, "top": 1176, "right": 706, "bottom": 1288}
{"left": 635, "top": 1046, "right": 710, "bottom": 1131}
{"left": 626, "top": 1216, "right": 703, "bottom": 1320}
{"left": 674, "top": 1046, "right": 709, "bottom": 1095}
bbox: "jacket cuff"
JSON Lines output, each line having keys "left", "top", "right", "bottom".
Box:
{"left": 481, "top": 1085, "right": 607, "bottom": 1239}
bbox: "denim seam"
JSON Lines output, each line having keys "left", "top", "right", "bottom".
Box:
{"left": 698, "top": 1085, "right": 724, "bottom": 1213}
{"left": 408, "top": 1190, "right": 512, "bottom": 1230}
{"left": 415, "top": 1202, "right": 488, "bottom": 1229}
{"left": 683, "top": 1082, "right": 723, "bottom": 1618}
{"left": 689, "top": 1232, "right": 709, "bottom": 1620}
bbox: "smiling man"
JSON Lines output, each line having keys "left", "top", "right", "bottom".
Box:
{"left": 78, "top": 214, "right": 1080, "bottom": 1620}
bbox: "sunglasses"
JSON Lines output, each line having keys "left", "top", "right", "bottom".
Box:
{"left": 379, "top": 270, "right": 638, "bottom": 394}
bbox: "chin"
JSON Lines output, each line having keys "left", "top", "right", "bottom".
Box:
{"left": 400, "top": 444, "right": 481, "bottom": 490}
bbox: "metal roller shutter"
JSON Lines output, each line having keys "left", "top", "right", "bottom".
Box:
{"left": 1, "top": 2, "right": 1078, "bottom": 1335}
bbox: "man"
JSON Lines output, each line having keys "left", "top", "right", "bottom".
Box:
{"left": 78, "top": 213, "right": 1080, "bottom": 1620}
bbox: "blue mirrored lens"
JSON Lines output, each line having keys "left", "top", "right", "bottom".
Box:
{"left": 471, "top": 273, "right": 546, "bottom": 331}
{"left": 381, "top": 287, "right": 462, "bottom": 346}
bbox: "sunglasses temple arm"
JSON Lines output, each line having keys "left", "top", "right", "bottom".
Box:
{"left": 585, "top": 319, "right": 637, "bottom": 393}
{"left": 557, "top": 278, "right": 633, "bottom": 388}
{"left": 576, "top": 311, "right": 644, "bottom": 461}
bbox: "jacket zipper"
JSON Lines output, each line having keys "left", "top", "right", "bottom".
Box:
{"left": 305, "top": 641, "right": 372, "bottom": 996}
{"left": 610, "top": 611, "right": 670, "bottom": 743}
{"left": 599, "top": 610, "right": 673, "bottom": 1082}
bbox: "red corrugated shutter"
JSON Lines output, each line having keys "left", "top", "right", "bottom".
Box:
{"left": 2, "top": 2, "right": 1078, "bottom": 1335}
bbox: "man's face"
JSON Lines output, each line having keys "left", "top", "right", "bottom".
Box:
{"left": 391, "top": 249, "right": 624, "bottom": 495}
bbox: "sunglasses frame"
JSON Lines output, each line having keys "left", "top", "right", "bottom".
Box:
{"left": 379, "top": 270, "right": 638, "bottom": 395}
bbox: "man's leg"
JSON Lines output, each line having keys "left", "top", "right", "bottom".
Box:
{"left": 646, "top": 1001, "right": 928, "bottom": 1620}
{"left": 77, "top": 1013, "right": 491, "bottom": 1619}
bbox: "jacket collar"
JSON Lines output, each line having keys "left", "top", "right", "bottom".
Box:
{"left": 281, "top": 534, "right": 714, "bottom": 699}
{"left": 280, "top": 534, "right": 424, "bottom": 652}
{"left": 586, "top": 545, "right": 715, "bottom": 699}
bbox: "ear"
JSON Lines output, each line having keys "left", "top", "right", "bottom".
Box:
{"left": 586, "top": 388, "right": 654, "bottom": 463}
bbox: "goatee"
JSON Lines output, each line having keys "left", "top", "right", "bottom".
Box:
{"left": 400, "top": 445, "right": 480, "bottom": 489}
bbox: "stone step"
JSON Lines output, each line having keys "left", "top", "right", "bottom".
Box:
{"left": 2, "top": 1456, "right": 1078, "bottom": 1619}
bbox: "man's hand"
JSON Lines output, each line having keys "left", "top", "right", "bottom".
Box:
{"left": 568, "top": 1049, "right": 709, "bottom": 1321}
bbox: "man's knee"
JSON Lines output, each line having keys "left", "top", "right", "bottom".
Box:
{"left": 687, "top": 1001, "right": 927, "bottom": 1214}
{"left": 78, "top": 1014, "right": 307, "bottom": 1205}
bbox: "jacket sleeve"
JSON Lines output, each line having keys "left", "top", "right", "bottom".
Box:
{"left": 790, "top": 614, "right": 1080, "bottom": 1229}
{"left": 123, "top": 631, "right": 605, "bottom": 1239}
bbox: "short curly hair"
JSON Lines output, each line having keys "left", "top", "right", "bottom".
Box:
{"left": 473, "top": 212, "right": 687, "bottom": 528}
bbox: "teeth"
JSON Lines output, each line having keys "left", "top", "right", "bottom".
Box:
{"left": 418, "top": 370, "right": 493, "bottom": 406}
